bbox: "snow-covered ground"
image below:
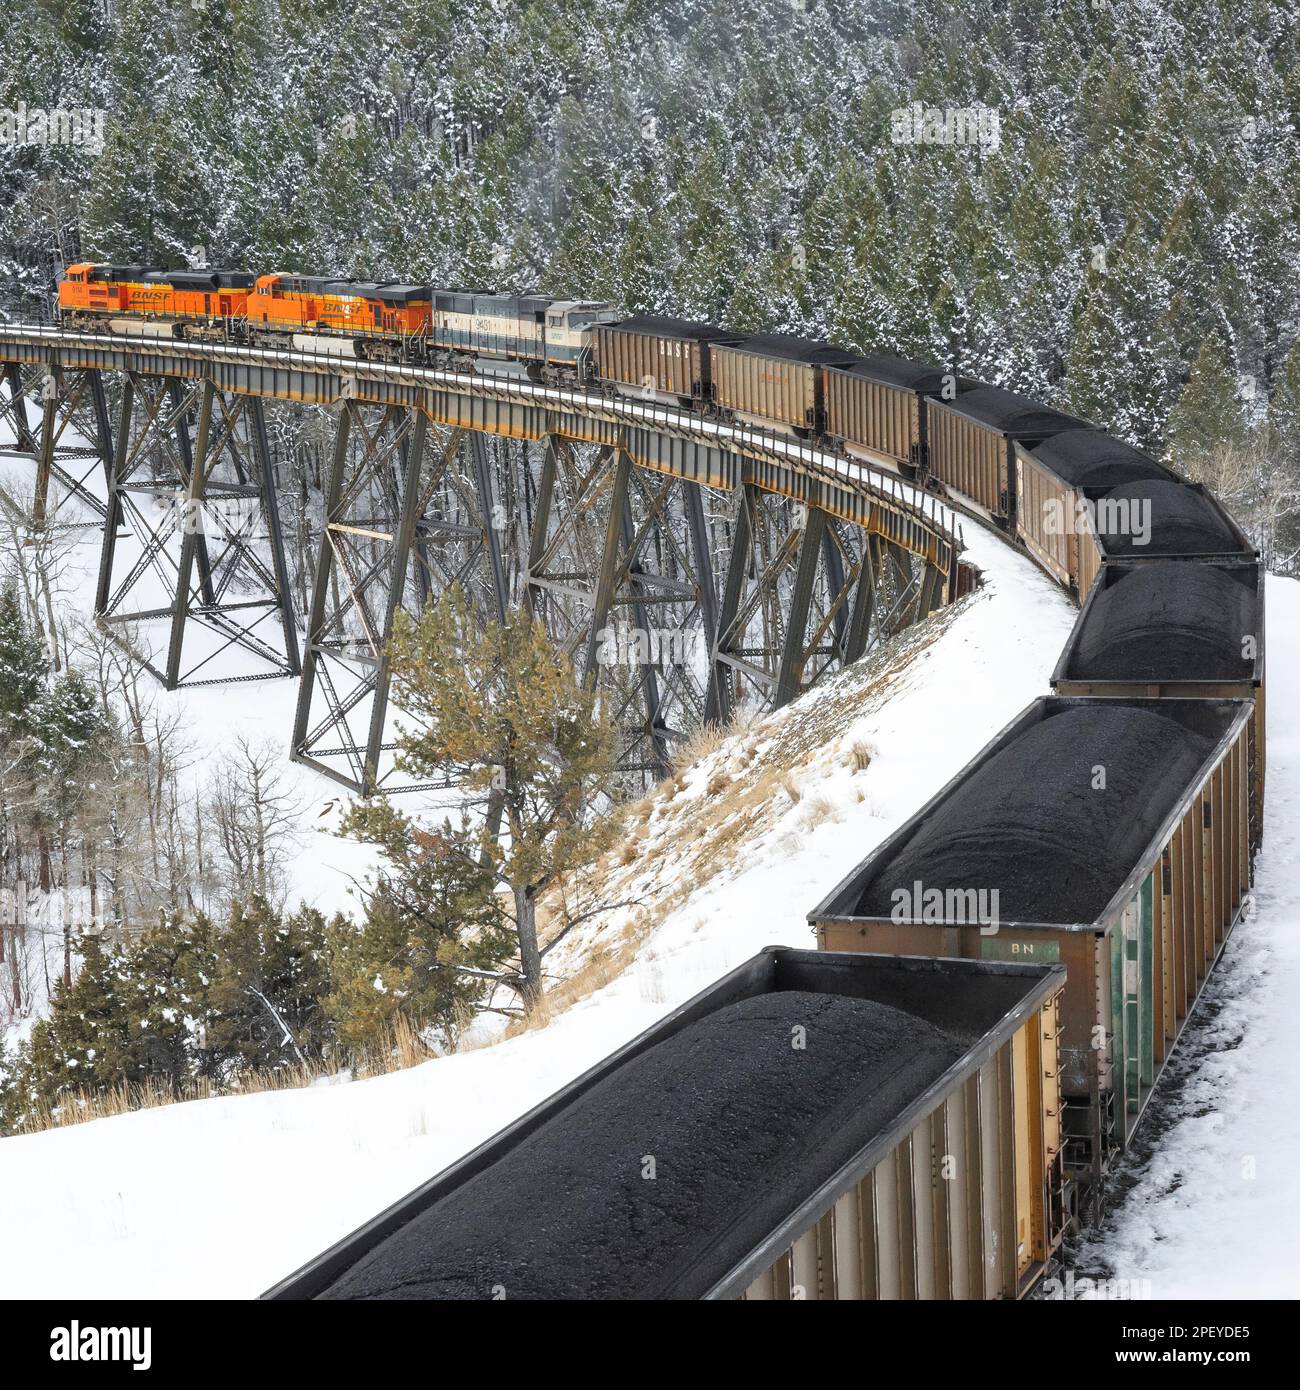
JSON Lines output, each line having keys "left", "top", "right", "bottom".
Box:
{"left": 2, "top": 432, "right": 1296, "bottom": 1302}
{"left": 0, "top": 445, "right": 385, "bottom": 930}
{"left": 0, "top": 516, "right": 1086, "bottom": 1298}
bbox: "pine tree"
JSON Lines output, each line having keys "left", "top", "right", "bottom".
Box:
{"left": 326, "top": 813, "right": 511, "bottom": 1050}
{"left": 1267, "top": 343, "right": 1300, "bottom": 566}
{"left": 344, "top": 587, "right": 618, "bottom": 1015}
{"left": 112, "top": 915, "right": 218, "bottom": 1095}
{"left": 1167, "top": 335, "right": 1250, "bottom": 469}
{"left": 204, "top": 898, "right": 336, "bottom": 1074}
{"left": 37, "top": 668, "right": 113, "bottom": 805}
{"left": 0, "top": 582, "right": 48, "bottom": 737}
{"left": 10, "top": 932, "right": 131, "bottom": 1124}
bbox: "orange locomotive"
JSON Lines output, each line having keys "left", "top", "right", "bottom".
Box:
{"left": 60, "top": 265, "right": 432, "bottom": 358}
{"left": 248, "top": 275, "right": 431, "bottom": 356}
{"left": 59, "top": 264, "right": 255, "bottom": 338}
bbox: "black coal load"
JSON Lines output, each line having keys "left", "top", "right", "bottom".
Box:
{"left": 318, "top": 992, "right": 965, "bottom": 1301}
{"left": 1030, "top": 428, "right": 1171, "bottom": 490}
{"left": 946, "top": 384, "right": 1085, "bottom": 437}
{"left": 855, "top": 706, "right": 1215, "bottom": 925}
{"left": 1069, "top": 563, "right": 1256, "bottom": 682}
{"left": 848, "top": 354, "right": 982, "bottom": 395}
{"left": 1094, "top": 478, "right": 1241, "bottom": 556}
{"left": 607, "top": 313, "right": 737, "bottom": 343}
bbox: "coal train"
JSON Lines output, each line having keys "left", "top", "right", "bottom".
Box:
{"left": 57, "top": 264, "right": 1253, "bottom": 593}
{"left": 57, "top": 265, "right": 1263, "bottom": 1300}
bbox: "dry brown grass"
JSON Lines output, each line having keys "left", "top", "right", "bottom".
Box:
{"left": 512, "top": 603, "right": 966, "bottom": 1034}
{"left": 668, "top": 720, "right": 728, "bottom": 774}
{"left": 801, "top": 795, "right": 838, "bottom": 830}
{"left": 498, "top": 912, "right": 653, "bottom": 1041}
{"left": 7, "top": 1012, "right": 438, "bottom": 1138}
{"left": 848, "top": 739, "right": 874, "bottom": 773}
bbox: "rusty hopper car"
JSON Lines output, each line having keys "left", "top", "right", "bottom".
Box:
{"left": 809, "top": 697, "right": 1256, "bottom": 1202}
{"left": 926, "top": 385, "right": 1088, "bottom": 526}
{"left": 711, "top": 335, "right": 857, "bottom": 434}
{"left": 1012, "top": 429, "right": 1173, "bottom": 594}
{"left": 823, "top": 356, "right": 981, "bottom": 476}
{"left": 1051, "top": 558, "right": 1266, "bottom": 843}
{"left": 589, "top": 315, "right": 740, "bottom": 405}
{"left": 263, "top": 948, "right": 1067, "bottom": 1302}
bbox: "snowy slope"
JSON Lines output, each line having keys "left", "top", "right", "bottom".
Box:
{"left": 0, "top": 525, "right": 1081, "bottom": 1299}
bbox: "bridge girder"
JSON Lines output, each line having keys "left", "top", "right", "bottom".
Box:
{"left": 0, "top": 357, "right": 113, "bottom": 531}
{"left": 94, "top": 369, "right": 299, "bottom": 688}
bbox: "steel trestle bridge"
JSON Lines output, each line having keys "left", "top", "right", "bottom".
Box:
{"left": 0, "top": 325, "right": 965, "bottom": 794}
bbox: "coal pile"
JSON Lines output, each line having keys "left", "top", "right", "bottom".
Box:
{"left": 848, "top": 355, "right": 981, "bottom": 395}
{"left": 1094, "top": 478, "right": 1242, "bottom": 556}
{"left": 855, "top": 706, "right": 1217, "bottom": 925}
{"left": 946, "top": 385, "right": 1085, "bottom": 436}
{"left": 605, "top": 314, "right": 738, "bottom": 343}
{"left": 1069, "top": 563, "right": 1257, "bottom": 682}
{"left": 318, "top": 992, "right": 965, "bottom": 1301}
{"left": 1030, "top": 429, "right": 1170, "bottom": 489}
{"left": 725, "top": 334, "right": 858, "bottom": 365}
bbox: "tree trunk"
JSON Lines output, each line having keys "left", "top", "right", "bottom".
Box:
{"left": 513, "top": 883, "right": 544, "bottom": 1013}
{"left": 7, "top": 923, "right": 19, "bottom": 1011}
{"left": 41, "top": 567, "right": 61, "bottom": 674}
{"left": 86, "top": 838, "right": 99, "bottom": 924}
{"left": 480, "top": 787, "right": 505, "bottom": 869}
{"left": 37, "top": 830, "right": 52, "bottom": 893}
{"left": 61, "top": 837, "right": 71, "bottom": 987}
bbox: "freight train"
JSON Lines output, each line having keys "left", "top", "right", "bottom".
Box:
{"left": 56, "top": 264, "right": 1254, "bottom": 595}
{"left": 53, "top": 263, "right": 1263, "bottom": 1301}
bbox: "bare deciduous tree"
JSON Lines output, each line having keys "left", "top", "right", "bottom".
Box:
{"left": 210, "top": 735, "right": 302, "bottom": 907}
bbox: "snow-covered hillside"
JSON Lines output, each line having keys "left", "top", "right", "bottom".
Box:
{"left": 0, "top": 523, "right": 1085, "bottom": 1298}
{"left": 3, "top": 434, "right": 1297, "bottom": 1302}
